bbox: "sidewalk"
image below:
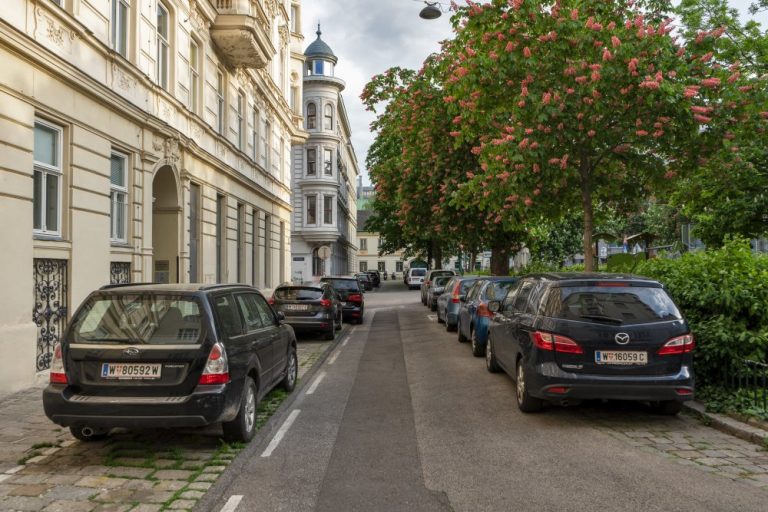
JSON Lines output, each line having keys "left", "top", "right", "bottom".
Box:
{"left": 0, "top": 338, "right": 335, "bottom": 512}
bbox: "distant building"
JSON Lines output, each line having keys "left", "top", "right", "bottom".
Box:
{"left": 356, "top": 210, "right": 411, "bottom": 276}
{"left": 290, "top": 27, "right": 359, "bottom": 282}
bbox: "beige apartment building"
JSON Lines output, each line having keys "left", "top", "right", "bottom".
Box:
{"left": 0, "top": 0, "right": 307, "bottom": 392}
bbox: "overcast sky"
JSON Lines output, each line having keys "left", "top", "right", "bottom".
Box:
{"left": 301, "top": 0, "right": 766, "bottom": 186}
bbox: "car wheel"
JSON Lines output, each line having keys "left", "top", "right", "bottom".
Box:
{"left": 324, "top": 321, "right": 335, "bottom": 340}
{"left": 437, "top": 307, "right": 444, "bottom": 324}
{"left": 445, "top": 318, "right": 456, "bottom": 332}
{"left": 516, "top": 359, "right": 543, "bottom": 413}
{"left": 485, "top": 336, "right": 500, "bottom": 373}
{"left": 430, "top": 302, "right": 437, "bottom": 312}
{"left": 471, "top": 328, "right": 484, "bottom": 357}
{"left": 69, "top": 426, "right": 108, "bottom": 442}
{"left": 281, "top": 349, "right": 298, "bottom": 392}
{"left": 653, "top": 400, "right": 683, "bottom": 416}
{"left": 335, "top": 311, "right": 342, "bottom": 330}
{"left": 457, "top": 320, "right": 468, "bottom": 342}
{"left": 222, "top": 377, "right": 258, "bottom": 443}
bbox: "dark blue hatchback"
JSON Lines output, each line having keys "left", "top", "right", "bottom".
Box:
{"left": 486, "top": 273, "right": 694, "bottom": 414}
{"left": 456, "top": 277, "right": 519, "bottom": 357}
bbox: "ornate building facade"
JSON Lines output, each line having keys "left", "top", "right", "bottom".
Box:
{"left": 0, "top": 0, "right": 307, "bottom": 392}
{"left": 290, "top": 27, "right": 358, "bottom": 282}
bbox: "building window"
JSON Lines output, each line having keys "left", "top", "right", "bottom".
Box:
{"left": 237, "top": 90, "right": 246, "bottom": 151}
{"left": 110, "top": 151, "right": 128, "bottom": 243}
{"left": 313, "top": 60, "right": 324, "bottom": 75}
{"left": 280, "top": 137, "right": 285, "bottom": 181}
{"left": 306, "top": 148, "right": 316, "bottom": 175}
{"left": 216, "top": 71, "right": 225, "bottom": 135}
{"left": 324, "top": 148, "right": 333, "bottom": 176}
{"left": 378, "top": 261, "right": 386, "bottom": 272}
{"left": 279, "top": 48, "right": 286, "bottom": 92}
{"left": 216, "top": 195, "right": 225, "bottom": 282}
{"left": 33, "top": 120, "right": 63, "bottom": 236}
{"left": 251, "top": 107, "right": 259, "bottom": 161}
{"left": 396, "top": 261, "right": 404, "bottom": 272}
{"left": 290, "top": 86, "right": 299, "bottom": 114}
{"left": 111, "top": 0, "right": 129, "bottom": 57}
{"left": 312, "top": 247, "right": 324, "bottom": 276}
{"left": 290, "top": 4, "right": 300, "bottom": 33}
{"left": 156, "top": 2, "right": 169, "bottom": 89}
{"left": 265, "top": 120, "right": 272, "bottom": 170}
{"left": 359, "top": 261, "right": 368, "bottom": 272}
{"left": 306, "top": 102, "right": 316, "bottom": 129}
{"left": 323, "top": 195, "right": 333, "bottom": 225}
{"left": 359, "top": 238, "right": 367, "bottom": 251}
{"left": 324, "top": 104, "right": 333, "bottom": 130}
{"left": 306, "top": 195, "right": 317, "bottom": 225}
{"left": 189, "top": 38, "right": 200, "bottom": 113}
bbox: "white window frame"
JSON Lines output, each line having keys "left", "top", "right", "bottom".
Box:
{"left": 189, "top": 38, "right": 200, "bottom": 113}
{"left": 251, "top": 107, "right": 259, "bottom": 161}
{"left": 110, "top": 151, "right": 129, "bottom": 243}
{"left": 306, "top": 194, "right": 317, "bottom": 226}
{"left": 265, "top": 120, "right": 272, "bottom": 170}
{"left": 111, "top": 0, "right": 129, "bottom": 57}
{"left": 306, "top": 147, "right": 316, "bottom": 176}
{"left": 323, "top": 194, "right": 333, "bottom": 225}
{"left": 323, "top": 148, "right": 333, "bottom": 176}
{"left": 156, "top": 2, "right": 170, "bottom": 89}
{"left": 290, "top": 4, "right": 300, "bottom": 33}
{"left": 324, "top": 104, "right": 333, "bottom": 131}
{"left": 306, "top": 102, "right": 316, "bottom": 130}
{"left": 237, "top": 90, "right": 246, "bottom": 151}
{"left": 359, "top": 238, "right": 367, "bottom": 251}
{"left": 33, "top": 119, "right": 63, "bottom": 237}
{"left": 216, "top": 70, "right": 225, "bottom": 135}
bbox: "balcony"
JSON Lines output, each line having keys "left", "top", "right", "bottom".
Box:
{"left": 211, "top": 0, "right": 274, "bottom": 69}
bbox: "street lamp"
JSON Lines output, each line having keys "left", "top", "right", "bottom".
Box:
{"left": 419, "top": 1, "right": 442, "bottom": 20}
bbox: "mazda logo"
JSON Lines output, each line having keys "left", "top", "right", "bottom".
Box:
{"left": 123, "top": 347, "right": 140, "bottom": 356}
{"left": 615, "top": 333, "right": 630, "bottom": 345}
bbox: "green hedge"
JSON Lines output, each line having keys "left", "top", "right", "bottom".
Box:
{"left": 633, "top": 238, "right": 768, "bottom": 384}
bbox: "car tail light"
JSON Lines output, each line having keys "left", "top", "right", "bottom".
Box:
{"left": 451, "top": 283, "right": 461, "bottom": 303}
{"left": 199, "top": 343, "right": 230, "bottom": 385}
{"left": 425, "top": 280, "right": 431, "bottom": 286}
{"left": 320, "top": 298, "right": 332, "bottom": 309}
{"left": 657, "top": 334, "right": 695, "bottom": 355}
{"left": 477, "top": 303, "right": 493, "bottom": 318}
{"left": 531, "top": 331, "right": 584, "bottom": 354}
{"left": 348, "top": 294, "right": 362, "bottom": 303}
{"left": 676, "top": 388, "right": 693, "bottom": 395}
{"left": 547, "top": 386, "right": 569, "bottom": 394}
{"left": 268, "top": 296, "right": 275, "bottom": 305}
{"left": 49, "top": 343, "right": 68, "bottom": 384}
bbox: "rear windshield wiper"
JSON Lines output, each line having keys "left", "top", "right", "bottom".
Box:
{"left": 578, "top": 314, "right": 623, "bottom": 324}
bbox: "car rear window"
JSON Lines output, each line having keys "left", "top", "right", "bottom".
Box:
{"left": 459, "top": 279, "right": 478, "bottom": 293}
{"left": 547, "top": 286, "right": 682, "bottom": 325}
{"left": 488, "top": 280, "right": 518, "bottom": 300}
{"left": 275, "top": 287, "right": 323, "bottom": 300}
{"left": 323, "top": 279, "right": 360, "bottom": 291}
{"left": 70, "top": 295, "right": 204, "bottom": 344}
{"left": 411, "top": 269, "right": 426, "bottom": 277}
{"left": 433, "top": 276, "right": 451, "bottom": 287}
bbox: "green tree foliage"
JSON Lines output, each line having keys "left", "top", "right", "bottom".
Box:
{"left": 440, "top": 0, "right": 765, "bottom": 270}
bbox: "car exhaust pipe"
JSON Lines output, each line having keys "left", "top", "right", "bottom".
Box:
{"left": 80, "top": 426, "right": 95, "bottom": 438}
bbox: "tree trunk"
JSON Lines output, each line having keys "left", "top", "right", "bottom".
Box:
{"left": 433, "top": 244, "right": 443, "bottom": 270}
{"left": 580, "top": 156, "right": 594, "bottom": 272}
{"left": 490, "top": 244, "right": 511, "bottom": 276}
{"left": 426, "top": 242, "right": 433, "bottom": 271}
{"left": 469, "top": 251, "right": 476, "bottom": 273}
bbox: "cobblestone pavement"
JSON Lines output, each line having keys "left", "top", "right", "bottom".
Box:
{"left": 568, "top": 401, "right": 768, "bottom": 490}
{"left": 0, "top": 338, "right": 332, "bottom": 512}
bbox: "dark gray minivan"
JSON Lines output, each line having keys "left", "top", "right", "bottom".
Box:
{"left": 43, "top": 283, "right": 298, "bottom": 443}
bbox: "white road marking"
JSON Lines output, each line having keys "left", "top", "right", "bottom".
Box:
{"left": 306, "top": 371, "right": 326, "bottom": 395}
{"left": 341, "top": 336, "right": 350, "bottom": 347}
{"left": 219, "top": 495, "right": 243, "bottom": 512}
{"left": 328, "top": 348, "right": 341, "bottom": 365}
{"left": 261, "top": 409, "right": 301, "bottom": 457}
{"left": 0, "top": 475, "right": 12, "bottom": 483}
{"left": 5, "top": 466, "right": 24, "bottom": 475}
{"left": 427, "top": 314, "right": 437, "bottom": 321}
{"left": 350, "top": 327, "right": 357, "bottom": 334}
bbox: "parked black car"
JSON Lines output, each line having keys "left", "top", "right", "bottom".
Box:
{"left": 269, "top": 283, "right": 342, "bottom": 340}
{"left": 485, "top": 273, "right": 694, "bottom": 414}
{"left": 320, "top": 276, "right": 365, "bottom": 324}
{"left": 365, "top": 270, "right": 382, "bottom": 288}
{"left": 43, "top": 283, "right": 298, "bottom": 443}
{"left": 356, "top": 273, "right": 373, "bottom": 291}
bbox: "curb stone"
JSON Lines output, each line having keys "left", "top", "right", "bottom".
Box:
{"left": 684, "top": 401, "right": 768, "bottom": 447}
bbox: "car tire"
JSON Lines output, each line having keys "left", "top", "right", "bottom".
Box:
{"left": 281, "top": 349, "right": 298, "bottom": 392}
{"left": 485, "top": 336, "right": 500, "bottom": 373}
{"left": 222, "top": 377, "right": 258, "bottom": 443}
{"left": 430, "top": 302, "right": 437, "bottom": 312}
{"left": 324, "top": 321, "right": 335, "bottom": 340}
{"left": 445, "top": 319, "right": 456, "bottom": 332}
{"left": 516, "top": 359, "right": 543, "bottom": 413}
{"left": 437, "top": 307, "right": 444, "bottom": 324}
{"left": 457, "top": 321, "right": 468, "bottom": 342}
{"left": 69, "top": 426, "right": 108, "bottom": 442}
{"left": 335, "top": 311, "right": 342, "bottom": 330}
{"left": 653, "top": 400, "right": 683, "bottom": 416}
{"left": 471, "top": 329, "right": 484, "bottom": 357}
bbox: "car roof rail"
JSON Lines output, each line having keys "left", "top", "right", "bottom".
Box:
{"left": 199, "top": 283, "right": 243, "bottom": 291}
{"left": 99, "top": 282, "right": 155, "bottom": 290}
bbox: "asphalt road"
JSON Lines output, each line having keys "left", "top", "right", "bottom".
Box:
{"left": 202, "top": 280, "right": 768, "bottom": 512}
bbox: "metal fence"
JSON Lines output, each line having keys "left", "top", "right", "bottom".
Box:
{"left": 719, "top": 358, "right": 768, "bottom": 411}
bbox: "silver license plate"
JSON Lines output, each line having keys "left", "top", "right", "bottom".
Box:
{"left": 595, "top": 351, "right": 647, "bottom": 365}
{"left": 101, "top": 363, "right": 162, "bottom": 379}
{"left": 285, "top": 304, "right": 309, "bottom": 311}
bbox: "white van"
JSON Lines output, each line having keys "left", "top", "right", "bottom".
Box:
{"left": 406, "top": 268, "right": 427, "bottom": 290}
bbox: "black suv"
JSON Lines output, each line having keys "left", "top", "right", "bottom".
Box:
{"left": 364, "top": 270, "right": 381, "bottom": 288}
{"left": 320, "top": 276, "right": 365, "bottom": 324}
{"left": 486, "top": 273, "right": 693, "bottom": 414}
{"left": 270, "top": 283, "right": 342, "bottom": 340}
{"left": 43, "top": 283, "right": 298, "bottom": 443}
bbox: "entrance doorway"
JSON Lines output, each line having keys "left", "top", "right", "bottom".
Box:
{"left": 152, "top": 165, "right": 180, "bottom": 283}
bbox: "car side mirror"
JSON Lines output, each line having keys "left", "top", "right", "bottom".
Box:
{"left": 488, "top": 301, "right": 500, "bottom": 313}
{"left": 276, "top": 311, "right": 286, "bottom": 322}
{"left": 459, "top": 295, "right": 467, "bottom": 303}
